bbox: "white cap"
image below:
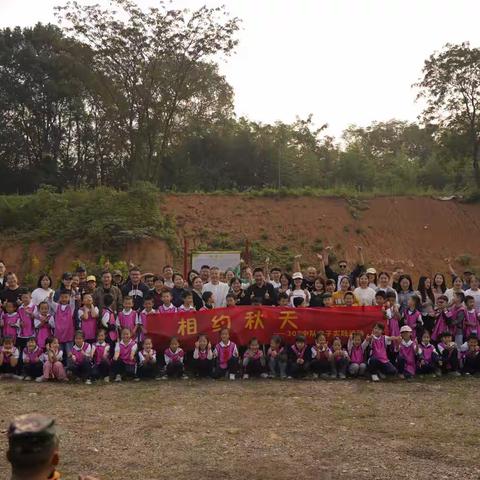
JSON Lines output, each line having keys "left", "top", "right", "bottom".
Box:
{"left": 400, "top": 325, "right": 412, "bottom": 333}
{"left": 292, "top": 272, "right": 303, "bottom": 280}
{"left": 366, "top": 267, "right": 377, "bottom": 275}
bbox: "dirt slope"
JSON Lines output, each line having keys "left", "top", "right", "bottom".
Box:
{"left": 162, "top": 195, "right": 480, "bottom": 277}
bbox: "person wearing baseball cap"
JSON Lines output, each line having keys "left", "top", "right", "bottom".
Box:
{"left": 84, "top": 275, "right": 97, "bottom": 295}
{"left": 397, "top": 325, "right": 416, "bottom": 380}
{"left": 6, "top": 413, "right": 99, "bottom": 480}
{"left": 365, "top": 267, "right": 377, "bottom": 289}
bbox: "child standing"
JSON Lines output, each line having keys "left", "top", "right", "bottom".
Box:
{"left": 113, "top": 328, "right": 138, "bottom": 382}
{"left": 309, "top": 332, "right": 331, "bottom": 379}
{"left": 267, "top": 335, "right": 287, "bottom": 379}
{"left": 464, "top": 295, "right": 480, "bottom": 338}
{"left": 347, "top": 332, "right": 367, "bottom": 377}
{"left": 163, "top": 336, "right": 187, "bottom": 379}
{"left": 401, "top": 295, "right": 423, "bottom": 341}
{"left": 22, "top": 337, "right": 43, "bottom": 380}
{"left": 91, "top": 329, "right": 111, "bottom": 382}
{"left": 0, "top": 336, "right": 20, "bottom": 379}
{"left": 100, "top": 294, "right": 118, "bottom": 347}
{"left": 437, "top": 331, "right": 460, "bottom": 376}
{"left": 77, "top": 294, "right": 99, "bottom": 344}
{"left": 1, "top": 301, "right": 20, "bottom": 343}
{"left": 192, "top": 334, "right": 214, "bottom": 378}
{"left": 34, "top": 301, "right": 53, "bottom": 350}
{"left": 363, "top": 323, "right": 399, "bottom": 382}
{"left": 137, "top": 337, "right": 158, "bottom": 380}
{"left": 214, "top": 328, "right": 239, "bottom": 380}
{"left": 138, "top": 295, "right": 157, "bottom": 340}
{"left": 16, "top": 291, "right": 36, "bottom": 354}
{"left": 330, "top": 337, "right": 349, "bottom": 379}
{"left": 117, "top": 296, "right": 138, "bottom": 338}
{"left": 158, "top": 290, "right": 177, "bottom": 313}
{"left": 48, "top": 290, "right": 76, "bottom": 358}
{"left": 450, "top": 292, "right": 467, "bottom": 348}
{"left": 242, "top": 337, "right": 267, "bottom": 379}
{"left": 68, "top": 331, "right": 93, "bottom": 384}
{"left": 431, "top": 295, "right": 452, "bottom": 342}
{"left": 38, "top": 336, "right": 67, "bottom": 382}
{"left": 178, "top": 291, "right": 196, "bottom": 312}
{"left": 396, "top": 325, "right": 418, "bottom": 380}
{"left": 287, "top": 334, "right": 309, "bottom": 379}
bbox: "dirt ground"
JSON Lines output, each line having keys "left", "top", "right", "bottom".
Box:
{"left": 1, "top": 378, "right": 479, "bottom": 480}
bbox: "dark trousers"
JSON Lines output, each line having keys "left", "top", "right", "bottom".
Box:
{"left": 331, "top": 357, "right": 348, "bottom": 376}
{"left": 15, "top": 338, "right": 28, "bottom": 370}
{"left": 68, "top": 359, "right": 92, "bottom": 380}
{"left": 268, "top": 356, "right": 287, "bottom": 377}
{"left": 310, "top": 359, "right": 330, "bottom": 375}
{"left": 396, "top": 356, "right": 414, "bottom": 377}
{"left": 166, "top": 361, "right": 184, "bottom": 378}
{"left": 23, "top": 362, "right": 43, "bottom": 379}
{"left": 138, "top": 362, "right": 158, "bottom": 379}
{"left": 440, "top": 350, "right": 459, "bottom": 373}
{"left": 368, "top": 357, "right": 397, "bottom": 376}
{"left": 288, "top": 360, "right": 309, "bottom": 378}
{"left": 417, "top": 361, "right": 437, "bottom": 374}
{"left": 191, "top": 358, "right": 213, "bottom": 378}
{"left": 462, "top": 354, "right": 480, "bottom": 374}
{"left": 214, "top": 357, "right": 239, "bottom": 378}
{"left": 92, "top": 360, "right": 111, "bottom": 379}
{"left": 243, "top": 358, "right": 265, "bottom": 377}
{"left": 112, "top": 360, "right": 136, "bottom": 378}
{"left": 0, "top": 364, "right": 17, "bottom": 375}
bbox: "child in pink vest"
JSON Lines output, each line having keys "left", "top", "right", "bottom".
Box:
{"left": 113, "top": 328, "right": 138, "bottom": 381}
{"left": 178, "top": 291, "right": 196, "bottom": 312}
{"left": 396, "top": 325, "right": 418, "bottom": 379}
{"left": 137, "top": 337, "right": 158, "bottom": 380}
{"left": 287, "top": 334, "right": 309, "bottom": 379}
{"left": 48, "top": 290, "right": 76, "bottom": 356}
{"left": 158, "top": 290, "right": 177, "bottom": 313}
{"left": 163, "top": 336, "right": 187, "bottom": 379}
{"left": 0, "top": 336, "right": 20, "bottom": 378}
{"left": 100, "top": 294, "right": 118, "bottom": 346}
{"left": 117, "top": 296, "right": 139, "bottom": 338}
{"left": 16, "top": 291, "right": 36, "bottom": 354}
{"left": 138, "top": 296, "right": 157, "bottom": 343}
{"left": 1, "top": 301, "right": 19, "bottom": 343}
{"left": 464, "top": 296, "right": 479, "bottom": 338}
{"left": 91, "top": 329, "right": 111, "bottom": 382}
{"left": 267, "top": 335, "right": 287, "bottom": 379}
{"left": 347, "top": 332, "right": 367, "bottom": 377}
{"left": 417, "top": 331, "right": 440, "bottom": 376}
{"left": 437, "top": 331, "right": 460, "bottom": 376}
{"left": 22, "top": 337, "right": 43, "bottom": 380}
{"left": 431, "top": 295, "right": 452, "bottom": 342}
{"left": 34, "top": 301, "right": 53, "bottom": 349}
{"left": 450, "top": 292, "right": 467, "bottom": 347}
{"left": 402, "top": 295, "right": 423, "bottom": 342}
{"left": 214, "top": 328, "right": 239, "bottom": 380}
{"left": 38, "top": 337, "right": 67, "bottom": 382}
{"left": 363, "top": 323, "right": 400, "bottom": 382}
{"left": 331, "top": 337, "right": 349, "bottom": 379}
{"left": 461, "top": 334, "right": 480, "bottom": 375}
{"left": 309, "top": 331, "right": 332, "bottom": 379}
{"left": 68, "top": 330, "right": 93, "bottom": 384}
{"left": 77, "top": 294, "right": 99, "bottom": 343}
{"left": 192, "top": 334, "right": 214, "bottom": 378}
{"left": 242, "top": 337, "right": 267, "bottom": 379}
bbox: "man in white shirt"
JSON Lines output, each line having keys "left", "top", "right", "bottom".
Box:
{"left": 202, "top": 266, "right": 229, "bottom": 308}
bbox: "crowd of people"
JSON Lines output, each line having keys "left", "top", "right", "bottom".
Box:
{"left": 0, "top": 245, "right": 479, "bottom": 383}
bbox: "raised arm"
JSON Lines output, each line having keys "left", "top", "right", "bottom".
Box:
{"left": 293, "top": 254, "right": 302, "bottom": 273}
{"left": 316, "top": 254, "right": 326, "bottom": 278}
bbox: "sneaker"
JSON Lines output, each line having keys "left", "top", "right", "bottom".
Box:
{"left": 260, "top": 373, "right": 269, "bottom": 379}
{"left": 161, "top": 376, "right": 168, "bottom": 380}
{"left": 339, "top": 373, "right": 346, "bottom": 380}
{"left": 450, "top": 371, "right": 461, "bottom": 377}
{"left": 229, "top": 373, "right": 236, "bottom": 381}
{"left": 243, "top": 373, "right": 249, "bottom": 380}
{"left": 378, "top": 372, "right": 386, "bottom": 380}
{"left": 133, "top": 377, "right": 140, "bottom": 382}
{"left": 434, "top": 369, "right": 442, "bottom": 377}
{"left": 155, "top": 376, "right": 162, "bottom": 381}
{"left": 35, "top": 376, "right": 45, "bottom": 383}
{"left": 85, "top": 379, "right": 92, "bottom": 385}
{"left": 398, "top": 374, "right": 405, "bottom": 380}
{"left": 312, "top": 373, "right": 319, "bottom": 379}
{"left": 13, "top": 375, "right": 24, "bottom": 381}
{"left": 23, "top": 376, "right": 32, "bottom": 381}
{"left": 371, "top": 374, "right": 380, "bottom": 382}
{"left": 182, "top": 375, "right": 189, "bottom": 380}
{"left": 286, "top": 376, "right": 292, "bottom": 379}
{"left": 114, "top": 374, "right": 122, "bottom": 382}
{"left": 320, "top": 373, "right": 329, "bottom": 380}
{"left": 103, "top": 376, "right": 110, "bottom": 383}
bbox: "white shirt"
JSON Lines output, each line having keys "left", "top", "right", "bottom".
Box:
{"left": 445, "top": 288, "right": 465, "bottom": 303}
{"left": 465, "top": 288, "right": 480, "bottom": 310}
{"left": 31, "top": 287, "right": 54, "bottom": 306}
{"left": 353, "top": 287, "right": 377, "bottom": 306}
{"left": 77, "top": 306, "right": 99, "bottom": 322}
{"left": 289, "top": 289, "right": 310, "bottom": 306}
{"left": 202, "top": 281, "right": 230, "bottom": 308}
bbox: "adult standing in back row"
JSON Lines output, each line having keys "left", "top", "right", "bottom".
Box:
{"left": 93, "top": 271, "right": 123, "bottom": 312}
{"left": 323, "top": 245, "right": 365, "bottom": 289}
{"left": 202, "top": 266, "right": 229, "bottom": 307}
{"left": 122, "top": 267, "right": 149, "bottom": 310}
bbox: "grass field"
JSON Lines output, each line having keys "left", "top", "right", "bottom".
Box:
{"left": 0, "top": 377, "right": 479, "bottom": 480}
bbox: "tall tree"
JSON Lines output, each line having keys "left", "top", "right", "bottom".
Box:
{"left": 416, "top": 42, "right": 480, "bottom": 187}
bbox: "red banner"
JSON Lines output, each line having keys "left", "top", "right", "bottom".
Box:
{"left": 144, "top": 306, "right": 384, "bottom": 350}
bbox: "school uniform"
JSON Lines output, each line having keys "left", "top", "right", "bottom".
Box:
{"left": 158, "top": 304, "right": 177, "bottom": 314}
{"left": 164, "top": 347, "right": 185, "bottom": 378}
{"left": 347, "top": 341, "right": 367, "bottom": 376}
{"left": 331, "top": 349, "right": 349, "bottom": 378}
{"left": 436, "top": 342, "right": 459, "bottom": 373}
{"left": 449, "top": 305, "right": 467, "bottom": 347}
{"left": 138, "top": 308, "right": 157, "bottom": 340}
{"left": 113, "top": 340, "right": 138, "bottom": 378}
{"left": 117, "top": 309, "right": 138, "bottom": 336}
{"left": 431, "top": 309, "right": 453, "bottom": 342}
{"left": 416, "top": 342, "right": 439, "bottom": 374}
{"left": 22, "top": 346, "right": 43, "bottom": 379}
{"left": 49, "top": 298, "right": 76, "bottom": 357}
{"left": 365, "top": 335, "right": 397, "bottom": 376}
{"left": 91, "top": 341, "right": 111, "bottom": 379}
{"left": 242, "top": 349, "right": 266, "bottom": 377}
{"left": 101, "top": 308, "right": 118, "bottom": 347}
{"left": 192, "top": 348, "right": 214, "bottom": 378}
{"left": 68, "top": 342, "right": 93, "bottom": 380}
{"left": 461, "top": 348, "right": 480, "bottom": 375}
{"left": 397, "top": 339, "right": 417, "bottom": 378}
{"left": 267, "top": 346, "right": 287, "bottom": 378}
{"left": 41, "top": 349, "right": 67, "bottom": 381}
{"left": 309, "top": 345, "right": 331, "bottom": 376}
{"left": 137, "top": 349, "right": 158, "bottom": 379}
{"left": 287, "top": 344, "right": 309, "bottom": 378}
{"left": 464, "top": 309, "right": 480, "bottom": 338}
{"left": 0, "top": 345, "right": 19, "bottom": 374}
{"left": 16, "top": 303, "right": 36, "bottom": 352}
{"left": 77, "top": 307, "right": 99, "bottom": 343}
{"left": 214, "top": 341, "right": 239, "bottom": 378}
{"left": 1, "top": 311, "right": 19, "bottom": 343}
{"left": 34, "top": 315, "right": 53, "bottom": 349}
{"left": 402, "top": 309, "right": 423, "bottom": 341}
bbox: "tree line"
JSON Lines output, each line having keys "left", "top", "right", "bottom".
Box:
{"left": 0, "top": 0, "right": 479, "bottom": 194}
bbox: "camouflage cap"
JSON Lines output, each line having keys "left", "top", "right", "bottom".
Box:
{"left": 8, "top": 414, "right": 57, "bottom": 454}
